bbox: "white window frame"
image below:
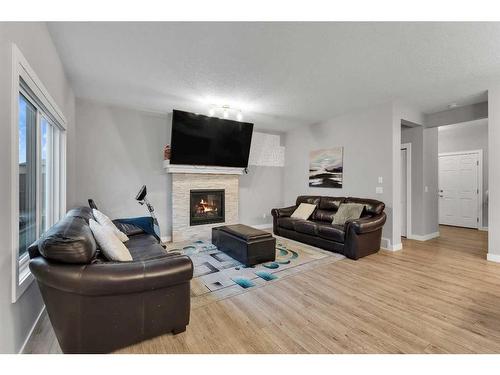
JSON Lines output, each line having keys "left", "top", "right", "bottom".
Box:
{"left": 11, "top": 44, "right": 67, "bottom": 303}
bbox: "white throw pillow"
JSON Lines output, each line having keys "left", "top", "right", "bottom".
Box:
{"left": 291, "top": 203, "right": 317, "bottom": 220}
{"left": 93, "top": 209, "right": 129, "bottom": 242}
{"left": 89, "top": 219, "right": 132, "bottom": 262}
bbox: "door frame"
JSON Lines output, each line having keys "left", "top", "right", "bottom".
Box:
{"left": 438, "top": 149, "right": 483, "bottom": 229}
{"left": 401, "top": 143, "right": 412, "bottom": 239}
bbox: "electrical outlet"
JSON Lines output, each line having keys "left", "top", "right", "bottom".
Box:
{"left": 378, "top": 176, "right": 383, "bottom": 184}
{"left": 376, "top": 186, "right": 383, "bottom": 194}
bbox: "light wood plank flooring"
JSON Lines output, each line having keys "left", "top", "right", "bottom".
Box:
{"left": 24, "top": 225, "right": 500, "bottom": 354}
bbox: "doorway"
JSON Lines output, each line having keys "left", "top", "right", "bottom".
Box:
{"left": 438, "top": 150, "right": 483, "bottom": 229}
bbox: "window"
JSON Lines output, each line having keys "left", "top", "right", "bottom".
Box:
{"left": 12, "top": 44, "right": 67, "bottom": 302}
{"left": 18, "top": 92, "right": 63, "bottom": 255}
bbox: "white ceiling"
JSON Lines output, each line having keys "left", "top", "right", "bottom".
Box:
{"left": 48, "top": 22, "right": 499, "bottom": 131}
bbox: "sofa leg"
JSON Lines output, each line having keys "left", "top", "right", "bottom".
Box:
{"left": 172, "top": 326, "right": 186, "bottom": 335}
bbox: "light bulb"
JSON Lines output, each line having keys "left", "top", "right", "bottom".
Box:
{"left": 237, "top": 111, "right": 243, "bottom": 121}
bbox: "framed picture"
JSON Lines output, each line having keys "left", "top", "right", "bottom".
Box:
{"left": 309, "top": 147, "right": 343, "bottom": 188}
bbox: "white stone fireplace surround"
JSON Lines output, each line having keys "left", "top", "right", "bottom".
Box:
{"left": 171, "top": 172, "right": 239, "bottom": 242}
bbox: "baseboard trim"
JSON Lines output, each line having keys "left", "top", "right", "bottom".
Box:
{"left": 161, "top": 235, "right": 172, "bottom": 243}
{"left": 408, "top": 232, "right": 440, "bottom": 241}
{"left": 487, "top": 253, "right": 500, "bottom": 263}
{"left": 381, "top": 238, "right": 402, "bottom": 252}
{"left": 18, "top": 305, "right": 45, "bottom": 354}
{"left": 479, "top": 227, "right": 489, "bottom": 232}
{"left": 251, "top": 223, "right": 273, "bottom": 230}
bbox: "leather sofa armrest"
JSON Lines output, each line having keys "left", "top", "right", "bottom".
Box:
{"left": 346, "top": 212, "right": 386, "bottom": 234}
{"left": 271, "top": 205, "right": 297, "bottom": 218}
{"left": 29, "top": 254, "right": 193, "bottom": 296}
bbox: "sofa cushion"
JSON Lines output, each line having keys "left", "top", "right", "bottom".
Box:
{"left": 346, "top": 197, "right": 385, "bottom": 215}
{"left": 277, "top": 217, "right": 302, "bottom": 230}
{"left": 319, "top": 197, "right": 345, "bottom": 211}
{"left": 293, "top": 220, "right": 318, "bottom": 235}
{"left": 296, "top": 196, "right": 321, "bottom": 207}
{"left": 312, "top": 209, "right": 336, "bottom": 222}
{"left": 66, "top": 207, "right": 94, "bottom": 223}
{"left": 39, "top": 216, "right": 97, "bottom": 264}
{"left": 317, "top": 224, "right": 345, "bottom": 242}
{"left": 113, "top": 221, "right": 145, "bottom": 236}
{"left": 125, "top": 234, "right": 167, "bottom": 261}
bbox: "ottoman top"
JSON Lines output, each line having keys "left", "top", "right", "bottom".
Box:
{"left": 217, "top": 224, "right": 272, "bottom": 241}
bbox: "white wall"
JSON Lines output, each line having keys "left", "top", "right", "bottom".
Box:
{"left": 73, "top": 99, "right": 284, "bottom": 236}
{"left": 283, "top": 103, "right": 396, "bottom": 248}
{"left": 401, "top": 125, "right": 439, "bottom": 238}
{"left": 0, "top": 22, "right": 75, "bottom": 353}
{"left": 240, "top": 165, "right": 284, "bottom": 226}
{"left": 423, "top": 127, "right": 439, "bottom": 235}
{"left": 73, "top": 99, "right": 171, "bottom": 235}
{"left": 425, "top": 101, "right": 488, "bottom": 127}
{"left": 438, "top": 119, "right": 489, "bottom": 227}
{"left": 488, "top": 88, "right": 500, "bottom": 261}
{"left": 401, "top": 126, "right": 424, "bottom": 236}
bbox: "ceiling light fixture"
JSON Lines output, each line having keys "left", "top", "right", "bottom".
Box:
{"left": 208, "top": 105, "right": 244, "bottom": 121}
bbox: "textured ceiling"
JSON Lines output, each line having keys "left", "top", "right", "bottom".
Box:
{"left": 48, "top": 22, "right": 498, "bottom": 131}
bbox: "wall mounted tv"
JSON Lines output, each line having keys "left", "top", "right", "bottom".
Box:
{"left": 170, "top": 109, "right": 254, "bottom": 168}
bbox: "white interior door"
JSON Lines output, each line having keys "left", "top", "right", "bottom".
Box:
{"left": 401, "top": 148, "right": 407, "bottom": 237}
{"left": 439, "top": 153, "right": 479, "bottom": 228}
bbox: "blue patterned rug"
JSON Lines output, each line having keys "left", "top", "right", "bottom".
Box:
{"left": 166, "top": 236, "right": 344, "bottom": 306}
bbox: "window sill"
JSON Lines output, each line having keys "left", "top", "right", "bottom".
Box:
{"left": 12, "top": 254, "right": 34, "bottom": 303}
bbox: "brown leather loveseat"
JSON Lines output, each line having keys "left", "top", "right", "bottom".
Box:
{"left": 28, "top": 207, "right": 193, "bottom": 353}
{"left": 271, "top": 196, "right": 386, "bottom": 260}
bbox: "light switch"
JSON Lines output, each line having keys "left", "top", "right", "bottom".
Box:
{"left": 378, "top": 176, "right": 383, "bottom": 184}
{"left": 425, "top": 186, "right": 429, "bottom": 193}
{"left": 376, "top": 186, "right": 383, "bottom": 194}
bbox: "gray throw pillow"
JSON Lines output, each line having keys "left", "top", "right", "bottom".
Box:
{"left": 332, "top": 203, "right": 365, "bottom": 225}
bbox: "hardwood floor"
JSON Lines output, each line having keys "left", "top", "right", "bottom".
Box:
{"left": 24, "top": 225, "right": 500, "bottom": 354}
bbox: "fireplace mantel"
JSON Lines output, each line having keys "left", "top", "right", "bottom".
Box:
{"left": 163, "top": 160, "right": 244, "bottom": 175}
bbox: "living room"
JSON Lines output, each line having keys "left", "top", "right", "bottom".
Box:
{"left": 2, "top": 1, "right": 500, "bottom": 372}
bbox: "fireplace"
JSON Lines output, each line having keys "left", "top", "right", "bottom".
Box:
{"left": 190, "top": 189, "right": 225, "bottom": 226}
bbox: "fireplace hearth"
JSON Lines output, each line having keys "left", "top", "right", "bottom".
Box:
{"left": 190, "top": 189, "right": 225, "bottom": 226}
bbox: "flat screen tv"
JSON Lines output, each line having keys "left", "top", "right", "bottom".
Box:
{"left": 170, "top": 109, "right": 254, "bottom": 168}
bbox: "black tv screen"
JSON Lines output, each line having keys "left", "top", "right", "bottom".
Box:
{"left": 170, "top": 110, "right": 254, "bottom": 168}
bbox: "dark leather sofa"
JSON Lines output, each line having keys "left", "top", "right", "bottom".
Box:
{"left": 271, "top": 196, "right": 386, "bottom": 260}
{"left": 28, "top": 207, "right": 193, "bottom": 354}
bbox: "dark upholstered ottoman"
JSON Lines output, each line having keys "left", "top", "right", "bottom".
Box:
{"left": 212, "top": 224, "right": 276, "bottom": 266}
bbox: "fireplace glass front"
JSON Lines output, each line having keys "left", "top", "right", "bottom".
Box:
{"left": 189, "top": 189, "right": 225, "bottom": 226}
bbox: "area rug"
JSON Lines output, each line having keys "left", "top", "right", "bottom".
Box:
{"left": 166, "top": 235, "right": 345, "bottom": 308}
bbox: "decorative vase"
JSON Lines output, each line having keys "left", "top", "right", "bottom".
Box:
{"left": 163, "top": 144, "right": 171, "bottom": 160}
